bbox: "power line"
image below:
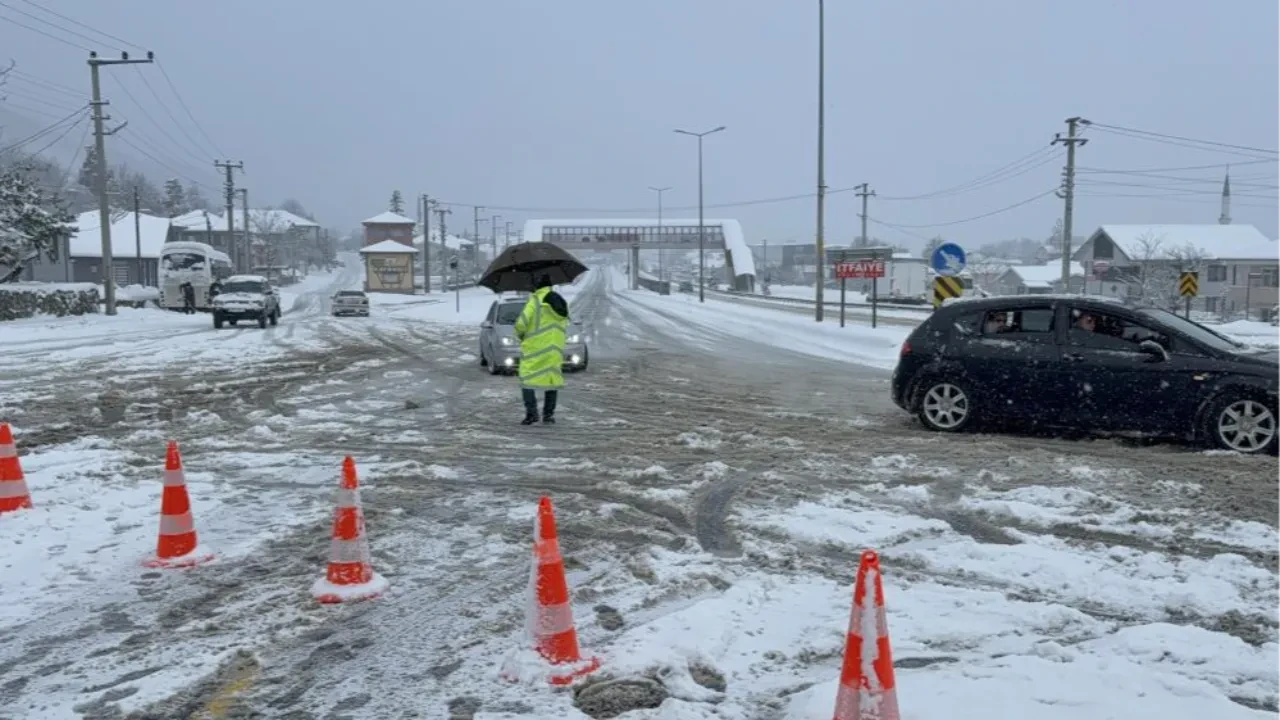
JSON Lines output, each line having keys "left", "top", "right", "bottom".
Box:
{"left": 114, "top": 133, "right": 220, "bottom": 194}
{"left": 57, "top": 114, "right": 92, "bottom": 188}
{"left": 1077, "top": 158, "right": 1277, "bottom": 175}
{"left": 869, "top": 188, "right": 1059, "bottom": 229}
{"left": 878, "top": 146, "right": 1061, "bottom": 201}
{"left": 1076, "top": 177, "right": 1277, "bottom": 194}
{"left": 156, "top": 62, "right": 223, "bottom": 158}
{"left": 1, "top": 87, "right": 82, "bottom": 112}
{"left": 1084, "top": 124, "right": 1275, "bottom": 161}
{"left": 132, "top": 66, "right": 217, "bottom": 163}
{"left": 0, "top": 104, "right": 87, "bottom": 154}
{"left": 106, "top": 73, "right": 210, "bottom": 168}
{"left": 1085, "top": 120, "right": 1278, "bottom": 156}
{"left": 0, "top": 0, "right": 106, "bottom": 48}
{"left": 0, "top": 10, "right": 92, "bottom": 50}
{"left": 1076, "top": 191, "right": 1277, "bottom": 208}
{"left": 25, "top": 109, "right": 86, "bottom": 157}
{"left": 6, "top": 69, "right": 85, "bottom": 98}
{"left": 16, "top": 0, "right": 144, "bottom": 53}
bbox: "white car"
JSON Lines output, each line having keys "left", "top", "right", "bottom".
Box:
{"left": 332, "top": 290, "right": 370, "bottom": 317}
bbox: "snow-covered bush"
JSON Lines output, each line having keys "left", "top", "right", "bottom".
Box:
{"left": 0, "top": 283, "right": 100, "bottom": 321}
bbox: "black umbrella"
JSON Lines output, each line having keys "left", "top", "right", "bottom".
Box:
{"left": 478, "top": 241, "right": 588, "bottom": 293}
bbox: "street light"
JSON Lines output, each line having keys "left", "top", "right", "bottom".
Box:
{"left": 814, "top": 0, "right": 827, "bottom": 322}
{"left": 648, "top": 186, "right": 671, "bottom": 284}
{"left": 674, "top": 126, "right": 725, "bottom": 302}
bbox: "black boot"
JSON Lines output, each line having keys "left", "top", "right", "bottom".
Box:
{"left": 521, "top": 388, "right": 539, "bottom": 425}
{"left": 521, "top": 414, "right": 539, "bottom": 425}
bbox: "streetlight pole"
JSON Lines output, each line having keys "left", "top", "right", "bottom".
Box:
{"left": 648, "top": 186, "right": 671, "bottom": 284}
{"left": 674, "top": 126, "right": 725, "bottom": 302}
{"left": 814, "top": 0, "right": 827, "bottom": 321}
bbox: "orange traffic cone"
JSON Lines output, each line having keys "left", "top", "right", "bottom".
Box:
{"left": 145, "top": 441, "right": 214, "bottom": 568}
{"left": 528, "top": 496, "right": 600, "bottom": 685}
{"left": 312, "top": 456, "right": 388, "bottom": 603}
{"left": 0, "top": 423, "right": 33, "bottom": 514}
{"left": 833, "top": 550, "right": 900, "bottom": 720}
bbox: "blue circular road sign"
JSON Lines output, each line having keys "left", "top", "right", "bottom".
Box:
{"left": 930, "top": 243, "right": 966, "bottom": 276}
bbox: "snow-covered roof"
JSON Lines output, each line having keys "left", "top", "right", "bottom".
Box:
{"left": 224, "top": 274, "right": 268, "bottom": 283}
{"left": 161, "top": 241, "right": 232, "bottom": 264}
{"left": 1004, "top": 263, "right": 1081, "bottom": 288}
{"left": 412, "top": 230, "right": 472, "bottom": 252}
{"left": 359, "top": 239, "right": 419, "bottom": 254}
{"left": 245, "top": 208, "right": 319, "bottom": 230}
{"left": 68, "top": 210, "right": 172, "bottom": 258}
{"left": 522, "top": 218, "right": 756, "bottom": 278}
{"left": 363, "top": 211, "right": 416, "bottom": 225}
{"left": 169, "top": 209, "right": 222, "bottom": 230}
{"left": 1085, "top": 224, "right": 1277, "bottom": 261}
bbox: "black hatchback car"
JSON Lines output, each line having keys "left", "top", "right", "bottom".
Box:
{"left": 891, "top": 295, "right": 1278, "bottom": 454}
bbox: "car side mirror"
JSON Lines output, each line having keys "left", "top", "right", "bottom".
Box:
{"left": 1138, "top": 339, "right": 1168, "bottom": 362}
{"left": 481, "top": 321, "right": 493, "bottom": 329}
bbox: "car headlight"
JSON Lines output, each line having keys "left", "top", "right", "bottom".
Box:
{"left": 500, "top": 337, "right": 514, "bottom": 346}
{"left": 566, "top": 334, "right": 581, "bottom": 344}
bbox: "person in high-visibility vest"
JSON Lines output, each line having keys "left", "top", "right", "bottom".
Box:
{"left": 514, "top": 275, "right": 570, "bottom": 425}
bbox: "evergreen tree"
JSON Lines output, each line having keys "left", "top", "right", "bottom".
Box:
{"left": 0, "top": 165, "right": 75, "bottom": 283}
{"left": 163, "top": 178, "right": 186, "bottom": 217}
{"left": 389, "top": 190, "right": 404, "bottom": 214}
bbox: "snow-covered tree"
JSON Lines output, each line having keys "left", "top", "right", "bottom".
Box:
{"left": 921, "top": 235, "right": 944, "bottom": 260}
{"left": 0, "top": 165, "right": 75, "bottom": 283}
{"left": 389, "top": 190, "right": 404, "bottom": 214}
{"left": 279, "top": 197, "right": 314, "bottom": 221}
{"left": 1126, "top": 232, "right": 1209, "bottom": 310}
{"left": 185, "top": 182, "right": 213, "bottom": 211}
{"left": 163, "top": 178, "right": 186, "bottom": 217}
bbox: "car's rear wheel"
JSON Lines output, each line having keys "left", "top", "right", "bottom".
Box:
{"left": 229, "top": 319, "right": 237, "bottom": 326}
{"left": 1204, "top": 394, "right": 1277, "bottom": 454}
{"left": 917, "top": 379, "right": 974, "bottom": 432}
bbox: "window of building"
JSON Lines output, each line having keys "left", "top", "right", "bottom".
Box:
{"left": 1259, "top": 266, "right": 1279, "bottom": 288}
{"left": 1207, "top": 264, "right": 1227, "bottom": 282}
{"left": 1093, "top": 236, "right": 1115, "bottom": 259}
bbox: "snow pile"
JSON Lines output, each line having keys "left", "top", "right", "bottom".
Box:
{"left": 1216, "top": 320, "right": 1278, "bottom": 348}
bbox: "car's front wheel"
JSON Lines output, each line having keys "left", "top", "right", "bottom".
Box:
{"left": 213, "top": 313, "right": 223, "bottom": 329}
{"left": 1204, "top": 394, "right": 1277, "bottom": 454}
{"left": 258, "top": 313, "right": 268, "bottom": 329}
{"left": 269, "top": 308, "right": 279, "bottom": 326}
{"left": 916, "top": 378, "right": 974, "bottom": 432}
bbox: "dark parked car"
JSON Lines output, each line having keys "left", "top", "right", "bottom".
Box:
{"left": 891, "top": 296, "right": 1278, "bottom": 454}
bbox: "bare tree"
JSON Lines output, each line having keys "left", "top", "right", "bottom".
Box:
{"left": 249, "top": 210, "right": 286, "bottom": 272}
{"left": 1126, "top": 231, "right": 1207, "bottom": 309}
{"left": 966, "top": 255, "right": 1010, "bottom": 294}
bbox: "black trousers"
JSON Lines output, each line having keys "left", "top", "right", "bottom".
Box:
{"left": 522, "top": 388, "right": 558, "bottom": 418}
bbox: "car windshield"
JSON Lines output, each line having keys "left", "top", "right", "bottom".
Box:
{"left": 221, "top": 280, "right": 265, "bottom": 294}
{"left": 495, "top": 303, "right": 523, "bottom": 324}
{"left": 1136, "top": 308, "right": 1245, "bottom": 352}
{"left": 163, "top": 252, "right": 207, "bottom": 271}
{"left": 336, "top": 291, "right": 364, "bottom": 297}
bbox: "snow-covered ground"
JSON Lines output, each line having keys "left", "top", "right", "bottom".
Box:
{"left": 1214, "top": 319, "right": 1279, "bottom": 349}
{"left": 0, "top": 259, "right": 1274, "bottom": 719}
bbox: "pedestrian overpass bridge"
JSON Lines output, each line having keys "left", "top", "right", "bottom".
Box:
{"left": 522, "top": 218, "right": 757, "bottom": 291}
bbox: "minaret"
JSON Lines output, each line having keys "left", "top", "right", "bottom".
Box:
{"left": 1218, "top": 167, "right": 1232, "bottom": 225}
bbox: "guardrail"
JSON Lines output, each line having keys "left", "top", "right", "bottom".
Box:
{"left": 702, "top": 287, "right": 933, "bottom": 315}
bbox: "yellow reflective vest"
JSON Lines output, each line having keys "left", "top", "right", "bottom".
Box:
{"left": 514, "top": 287, "right": 568, "bottom": 390}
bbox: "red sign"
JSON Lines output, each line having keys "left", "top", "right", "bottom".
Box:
{"left": 1091, "top": 260, "right": 1110, "bottom": 277}
{"left": 835, "top": 259, "right": 886, "bottom": 280}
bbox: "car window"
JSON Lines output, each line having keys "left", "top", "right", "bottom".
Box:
{"left": 1067, "top": 307, "right": 1168, "bottom": 352}
{"left": 485, "top": 303, "right": 497, "bottom": 323}
{"left": 1135, "top": 308, "right": 1244, "bottom": 354}
{"left": 980, "top": 306, "right": 1054, "bottom": 342}
{"left": 221, "top": 280, "right": 265, "bottom": 294}
{"left": 951, "top": 312, "right": 983, "bottom": 337}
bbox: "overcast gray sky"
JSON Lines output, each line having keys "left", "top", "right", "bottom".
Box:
{"left": 2, "top": 0, "right": 1277, "bottom": 250}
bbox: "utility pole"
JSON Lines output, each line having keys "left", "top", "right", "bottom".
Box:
{"left": 505, "top": 220, "right": 513, "bottom": 250}
{"left": 132, "top": 186, "right": 143, "bottom": 286}
{"left": 674, "top": 127, "right": 725, "bottom": 302}
{"left": 1053, "top": 117, "right": 1088, "bottom": 288}
{"left": 490, "top": 214, "right": 501, "bottom": 260}
{"left": 473, "top": 205, "right": 484, "bottom": 256}
{"left": 855, "top": 183, "right": 875, "bottom": 247}
{"left": 814, "top": 0, "right": 827, "bottom": 321}
{"left": 215, "top": 160, "right": 244, "bottom": 258}
{"left": 238, "top": 188, "right": 249, "bottom": 272}
{"left": 427, "top": 193, "right": 437, "bottom": 292}
{"left": 434, "top": 204, "right": 452, "bottom": 288}
{"left": 89, "top": 50, "right": 153, "bottom": 315}
{"left": 648, "top": 185, "right": 671, "bottom": 282}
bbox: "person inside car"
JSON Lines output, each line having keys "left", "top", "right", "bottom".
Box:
{"left": 1073, "top": 311, "right": 1097, "bottom": 332}
{"left": 983, "top": 310, "right": 1007, "bottom": 334}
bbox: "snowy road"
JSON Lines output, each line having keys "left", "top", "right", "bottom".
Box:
{"left": 1, "top": 260, "right": 1275, "bottom": 719}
